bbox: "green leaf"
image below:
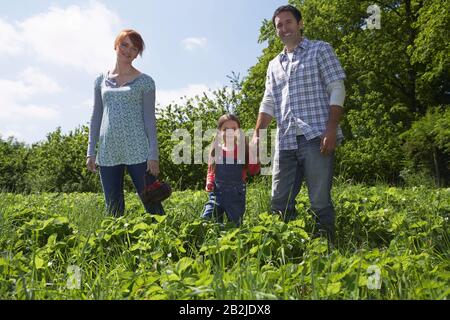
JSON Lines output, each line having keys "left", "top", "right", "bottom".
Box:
{"left": 326, "top": 282, "right": 342, "bottom": 296}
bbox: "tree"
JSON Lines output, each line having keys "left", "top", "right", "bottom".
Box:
{"left": 0, "top": 137, "right": 29, "bottom": 192}
{"left": 157, "top": 87, "right": 237, "bottom": 190}
{"left": 25, "top": 126, "right": 101, "bottom": 193}
{"left": 236, "top": 0, "right": 450, "bottom": 185}
{"left": 400, "top": 107, "right": 450, "bottom": 186}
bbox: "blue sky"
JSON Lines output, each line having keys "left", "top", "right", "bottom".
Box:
{"left": 0, "top": 0, "right": 287, "bottom": 144}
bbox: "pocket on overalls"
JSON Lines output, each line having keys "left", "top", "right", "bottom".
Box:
{"left": 234, "top": 185, "right": 246, "bottom": 210}
{"left": 236, "top": 185, "right": 246, "bottom": 196}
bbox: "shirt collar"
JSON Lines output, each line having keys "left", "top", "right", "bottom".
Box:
{"left": 279, "top": 37, "right": 309, "bottom": 60}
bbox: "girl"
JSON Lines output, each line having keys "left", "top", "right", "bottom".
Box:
{"left": 201, "top": 114, "right": 260, "bottom": 226}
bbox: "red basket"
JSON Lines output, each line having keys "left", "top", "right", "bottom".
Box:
{"left": 140, "top": 174, "right": 172, "bottom": 204}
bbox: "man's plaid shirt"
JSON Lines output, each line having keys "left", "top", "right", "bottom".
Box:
{"left": 263, "top": 37, "right": 346, "bottom": 150}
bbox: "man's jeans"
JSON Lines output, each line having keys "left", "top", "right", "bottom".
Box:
{"left": 271, "top": 136, "right": 335, "bottom": 236}
{"left": 99, "top": 162, "right": 164, "bottom": 217}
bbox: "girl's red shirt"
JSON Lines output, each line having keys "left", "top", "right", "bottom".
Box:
{"left": 206, "top": 145, "right": 260, "bottom": 188}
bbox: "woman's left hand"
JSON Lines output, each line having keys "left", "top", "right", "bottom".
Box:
{"left": 147, "top": 160, "right": 160, "bottom": 177}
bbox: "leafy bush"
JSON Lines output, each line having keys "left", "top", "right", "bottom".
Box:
{"left": 0, "top": 184, "right": 448, "bottom": 300}
{"left": 0, "top": 137, "right": 29, "bottom": 192}
{"left": 156, "top": 87, "right": 239, "bottom": 190}
{"left": 400, "top": 107, "right": 450, "bottom": 186}
{"left": 24, "top": 127, "right": 101, "bottom": 193}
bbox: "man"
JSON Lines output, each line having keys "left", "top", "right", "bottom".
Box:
{"left": 252, "top": 5, "right": 346, "bottom": 244}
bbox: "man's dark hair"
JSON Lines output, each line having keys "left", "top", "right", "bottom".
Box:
{"left": 272, "top": 5, "right": 302, "bottom": 26}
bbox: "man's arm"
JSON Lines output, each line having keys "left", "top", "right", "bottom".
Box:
{"left": 251, "top": 112, "right": 273, "bottom": 163}
{"left": 317, "top": 42, "right": 346, "bottom": 155}
{"left": 253, "top": 84, "right": 274, "bottom": 142}
{"left": 253, "top": 112, "right": 273, "bottom": 140}
{"left": 253, "top": 61, "right": 275, "bottom": 142}
{"left": 321, "top": 106, "right": 343, "bottom": 155}
{"left": 320, "top": 79, "right": 346, "bottom": 155}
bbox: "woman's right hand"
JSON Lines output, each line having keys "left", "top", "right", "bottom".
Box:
{"left": 86, "top": 156, "right": 97, "bottom": 173}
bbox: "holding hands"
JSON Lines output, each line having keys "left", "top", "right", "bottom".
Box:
{"left": 205, "top": 182, "right": 214, "bottom": 192}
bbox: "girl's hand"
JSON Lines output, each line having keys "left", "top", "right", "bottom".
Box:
{"left": 147, "top": 160, "right": 160, "bottom": 177}
{"left": 205, "top": 182, "right": 214, "bottom": 192}
{"left": 86, "top": 156, "right": 97, "bottom": 173}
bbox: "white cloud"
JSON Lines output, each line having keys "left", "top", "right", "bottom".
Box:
{"left": 0, "top": 2, "right": 140, "bottom": 144}
{"left": 0, "top": 69, "right": 62, "bottom": 123}
{"left": 9, "top": 105, "right": 60, "bottom": 121}
{"left": 0, "top": 130, "right": 23, "bottom": 140}
{"left": 82, "top": 98, "right": 94, "bottom": 109}
{"left": 0, "top": 19, "right": 23, "bottom": 55}
{"left": 156, "top": 83, "right": 220, "bottom": 107}
{"left": 182, "top": 37, "right": 208, "bottom": 51}
{"left": 0, "top": 82, "right": 61, "bottom": 143}
{"left": 0, "top": 2, "right": 120, "bottom": 74}
{"left": 19, "top": 67, "right": 62, "bottom": 95}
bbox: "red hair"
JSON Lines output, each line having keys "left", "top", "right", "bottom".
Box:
{"left": 114, "top": 29, "right": 145, "bottom": 56}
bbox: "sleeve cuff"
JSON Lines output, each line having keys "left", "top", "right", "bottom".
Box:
{"left": 259, "top": 95, "right": 275, "bottom": 117}
{"left": 327, "top": 80, "right": 346, "bottom": 107}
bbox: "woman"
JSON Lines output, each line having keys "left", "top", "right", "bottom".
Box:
{"left": 86, "top": 29, "right": 163, "bottom": 216}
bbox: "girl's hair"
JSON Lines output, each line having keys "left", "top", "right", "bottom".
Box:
{"left": 208, "top": 114, "right": 249, "bottom": 171}
{"left": 114, "top": 29, "right": 145, "bottom": 56}
{"left": 217, "top": 114, "right": 241, "bottom": 134}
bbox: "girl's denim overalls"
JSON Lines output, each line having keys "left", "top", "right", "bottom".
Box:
{"left": 201, "top": 159, "right": 246, "bottom": 226}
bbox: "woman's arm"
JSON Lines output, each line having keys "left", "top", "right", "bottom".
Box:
{"left": 87, "top": 80, "right": 103, "bottom": 158}
{"left": 143, "top": 88, "right": 159, "bottom": 161}
{"left": 143, "top": 83, "right": 160, "bottom": 176}
{"left": 86, "top": 79, "right": 103, "bottom": 173}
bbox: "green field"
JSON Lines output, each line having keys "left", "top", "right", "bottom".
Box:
{"left": 0, "top": 180, "right": 449, "bottom": 300}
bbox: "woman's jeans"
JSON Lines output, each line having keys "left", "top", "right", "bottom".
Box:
{"left": 271, "top": 136, "right": 336, "bottom": 239}
{"left": 99, "top": 162, "right": 164, "bottom": 216}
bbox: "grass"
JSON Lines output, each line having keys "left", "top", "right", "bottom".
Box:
{"left": 0, "top": 179, "right": 449, "bottom": 300}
